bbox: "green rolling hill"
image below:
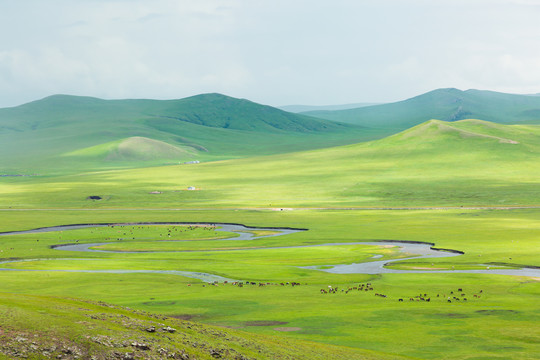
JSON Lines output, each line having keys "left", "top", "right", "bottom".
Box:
{"left": 304, "top": 88, "right": 540, "bottom": 131}
{"left": 65, "top": 136, "right": 198, "bottom": 162}
{"left": 3, "top": 119, "right": 540, "bottom": 208}
{"left": 0, "top": 93, "right": 375, "bottom": 174}
{"left": 6, "top": 88, "right": 539, "bottom": 176}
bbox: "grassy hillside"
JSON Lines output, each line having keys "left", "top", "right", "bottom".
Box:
{"left": 65, "top": 136, "right": 197, "bottom": 162}
{"left": 305, "top": 88, "right": 540, "bottom": 130}
{"left": 2, "top": 119, "right": 538, "bottom": 209}
{"left": 145, "top": 93, "right": 340, "bottom": 132}
{"left": 0, "top": 94, "right": 376, "bottom": 174}
{"left": 0, "top": 292, "right": 403, "bottom": 360}
{"left": 1, "top": 93, "right": 342, "bottom": 133}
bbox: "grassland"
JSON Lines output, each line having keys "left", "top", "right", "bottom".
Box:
{"left": 0, "top": 208, "right": 539, "bottom": 359}
{"left": 0, "top": 117, "right": 539, "bottom": 359}
{"left": 2, "top": 119, "right": 539, "bottom": 209}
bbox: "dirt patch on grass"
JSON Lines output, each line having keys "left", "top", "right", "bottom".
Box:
{"left": 141, "top": 300, "right": 176, "bottom": 306}
{"left": 244, "top": 320, "right": 288, "bottom": 327}
{"left": 170, "top": 314, "right": 200, "bottom": 320}
{"left": 476, "top": 310, "right": 519, "bottom": 315}
{"left": 430, "top": 313, "right": 470, "bottom": 319}
{"left": 217, "top": 325, "right": 243, "bottom": 329}
{"left": 274, "top": 327, "right": 301, "bottom": 332}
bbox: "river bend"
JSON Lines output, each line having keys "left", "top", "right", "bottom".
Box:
{"left": 1, "top": 223, "right": 538, "bottom": 278}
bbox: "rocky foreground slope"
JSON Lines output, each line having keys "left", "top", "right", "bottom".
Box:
{"left": 0, "top": 293, "right": 405, "bottom": 360}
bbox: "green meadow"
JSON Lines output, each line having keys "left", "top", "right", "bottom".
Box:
{"left": 1, "top": 112, "right": 539, "bottom": 359}
{"left": 0, "top": 208, "right": 539, "bottom": 359}
{"left": 2, "top": 119, "right": 540, "bottom": 209}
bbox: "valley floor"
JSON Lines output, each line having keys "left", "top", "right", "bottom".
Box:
{"left": 0, "top": 208, "right": 538, "bottom": 359}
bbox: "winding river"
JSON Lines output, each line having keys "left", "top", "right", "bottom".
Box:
{"left": 1, "top": 223, "right": 539, "bottom": 280}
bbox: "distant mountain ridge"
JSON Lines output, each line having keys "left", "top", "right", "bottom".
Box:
{"left": 4, "top": 88, "right": 540, "bottom": 175}
{"left": 279, "top": 102, "right": 381, "bottom": 113}
{"left": 146, "top": 93, "right": 349, "bottom": 132}
{"left": 7, "top": 93, "right": 345, "bottom": 133}
{"left": 0, "top": 93, "right": 369, "bottom": 173}
{"left": 303, "top": 88, "right": 540, "bottom": 130}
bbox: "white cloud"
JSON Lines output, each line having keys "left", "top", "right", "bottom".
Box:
{"left": 0, "top": 0, "right": 540, "bottom": 107}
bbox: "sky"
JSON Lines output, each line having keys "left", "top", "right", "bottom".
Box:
{"left": 1, "top": 0, "right": 540, "bottom": 108}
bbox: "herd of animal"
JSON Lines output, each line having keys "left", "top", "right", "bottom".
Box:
{"left": 189, "top": 281, "right": 304, "bottom": 288}
{"left": 188, "top": 280, "right": 485, "bottom": 304}
{"left": 318, "top": 283, "right": 484, "bottom": 303}
{"left": 320, "top": 282, "right": 374, "bottom": 294}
